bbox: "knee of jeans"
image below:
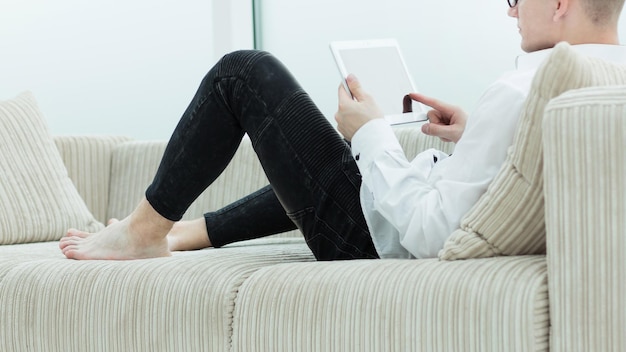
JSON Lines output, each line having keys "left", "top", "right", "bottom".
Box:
{"left": 222, "top": 49, "right": 262, "bottom": 60}
{"left": 217, "top": 50, "right": 271, "bottom": 74}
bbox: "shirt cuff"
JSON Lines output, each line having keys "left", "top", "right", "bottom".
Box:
{"left": 350, "top": 118, "right": 402, "bottom": 170}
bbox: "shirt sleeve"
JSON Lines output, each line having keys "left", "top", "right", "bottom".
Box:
{"left": 350, "top": 78, "right": 527, "bottom": 258}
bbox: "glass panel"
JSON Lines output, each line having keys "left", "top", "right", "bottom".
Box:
{"left": 251, "top": 0, "right": 524, "bottom": 123}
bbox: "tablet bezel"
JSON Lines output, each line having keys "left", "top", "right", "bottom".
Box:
{"left": 330, "top": 38, "right": 427, "bottom": 125}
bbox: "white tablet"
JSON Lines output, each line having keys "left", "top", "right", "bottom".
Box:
{"left": 330, "top": 39, "right": 428, "bottom": 125}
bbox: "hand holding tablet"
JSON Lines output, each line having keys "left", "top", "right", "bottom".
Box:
{"left": 330, "top": 39, "right": 428, "bottom": 125}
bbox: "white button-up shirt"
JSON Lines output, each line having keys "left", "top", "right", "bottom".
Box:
{"left": 351, "top": 44, "right": 626, "bottom": 259}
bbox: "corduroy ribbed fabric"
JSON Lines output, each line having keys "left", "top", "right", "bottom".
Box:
{"left": 54, "top": 135, "right": 132, "bottom": 224}
{"left": 232, "top": 256, "right": 548, "bottom": 352}
{"left": 544, "top": 86, "right": 626, "bottom": 352}
{"left": 0, "top": 238, "right": 314, "bottom": 352}
{"left": 0, "top": 92, "right": 103, "bottom": 244}
{"left": 439, "top": 42, "right": 626, "bottom": 260}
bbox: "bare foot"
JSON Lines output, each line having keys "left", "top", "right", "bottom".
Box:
{"left": 167, "top": 218, "right": 212, "bottom": 251}
{"left": 106, "top": 217, "right": 212, "bottom": 252}
{"left": 59, "top": 198, "right": 173, "bottom": 260}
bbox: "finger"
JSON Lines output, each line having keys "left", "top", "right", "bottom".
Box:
{"left": 426, "top": 110, "right": 447, "bottom": 124}
{"left": 421, "top": 122, "right": 455, "bottom": 142}
{"left": 409, "top": 93, "right": 455, "bottom": 114}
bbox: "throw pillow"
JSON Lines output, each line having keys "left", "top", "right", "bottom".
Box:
{"left": 439, "top": 42, "right": 626, "bottom": 260}
{"left": 0, "top": 92, "right": 104, "bottom": 244}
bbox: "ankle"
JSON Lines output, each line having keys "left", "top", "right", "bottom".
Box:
{"left": 168, "top": 218, "right": 212, "bottom": 251}
{"left": 129, "top": 198, "right": 175, "bottom": 240}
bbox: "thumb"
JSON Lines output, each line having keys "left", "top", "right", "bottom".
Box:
{"left": 421, "top": 122, "right": 453, "bottom": 142}
{"left": 338, "top": 81, "right": 351, "bottom": 101}
{"left": 345, "top": 74, "right": 367, "bottom": 101}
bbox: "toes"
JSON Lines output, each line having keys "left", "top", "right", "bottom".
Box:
{"left": 59, "top": 238, "right": 68, "bottom": 250}
{"left": 107, "top": 218, "right": 120, "bottom": 226}
{"left": 66, "top": 228, "right": 90, "bottom": 238}
{"left": 59, "top": 236, "right": 72, "bottom": 249}
{"left": 59, "top": 237, "right": 81, "bottom": 250}
{"left": 61, "top": 244, "right": 79, "bottom": 259}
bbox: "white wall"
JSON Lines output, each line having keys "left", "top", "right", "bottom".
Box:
{"left": 257, "top": 0, "right": 626, "bottom": 124}
{"left": 3, "top": 1, "right": 626, "bottom": 140}
{"left": 0, "top": 0, "right": 253, "bottom": 140}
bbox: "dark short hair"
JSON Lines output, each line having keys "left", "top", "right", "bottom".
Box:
{"left": 581, "top": 0, "right": 625, "bottom": 25}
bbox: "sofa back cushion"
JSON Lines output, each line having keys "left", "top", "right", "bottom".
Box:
{"left": 0, "top": 92, "right": 104, "bottom": 244}
{"left": 439, "top": 42, "right": 626, "bottom": 260}
{"left": 54, "top": 135, "right": 133, "bottom": 224}
{"left": 107, "top": 138, "right": 302, "bottom": 233}
{"left": 106, "top": 128, "right": 453, "bottom": 239}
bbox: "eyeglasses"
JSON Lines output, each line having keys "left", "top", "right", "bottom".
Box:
{"left": 508, "top": 0, "right": 518, "bottom": 7}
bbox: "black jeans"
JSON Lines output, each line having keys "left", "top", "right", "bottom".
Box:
{"left": 145, "top": 50, "right": 378, "bottom": 260}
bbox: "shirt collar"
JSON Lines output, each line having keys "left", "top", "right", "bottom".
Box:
{"left": 515, "top": 43, "right": 626, "bottom": 71}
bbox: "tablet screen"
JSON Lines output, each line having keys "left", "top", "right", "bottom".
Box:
{"left": 331, "top": 40, "right": 425, "bottom": 121}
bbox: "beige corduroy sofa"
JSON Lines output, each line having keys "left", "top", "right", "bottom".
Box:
{"left": 1, "top": 43, "right": 625, "bottom": 351}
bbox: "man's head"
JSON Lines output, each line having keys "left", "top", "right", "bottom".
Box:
{"left": 508, "top": 0, "right": 625, "bottom": 52}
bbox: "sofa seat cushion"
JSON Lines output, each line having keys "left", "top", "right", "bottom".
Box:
{"left": 0, "top": 242, "right": 66, "bottom": 283}
{"left": 0, "top": 238, "right": 314, "bottom": 352}
{"left": 232, "top": 256, "right": 548, "bottom": 352}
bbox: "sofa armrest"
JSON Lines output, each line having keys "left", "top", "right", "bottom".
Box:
{"left": 54, "top": 135, "right": 133, "bottom": 224}
{"left": 543, "top": 86, "right": 626, "bottom": 352}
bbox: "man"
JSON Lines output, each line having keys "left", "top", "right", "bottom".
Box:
{"left": 60, "top": 0, "right": 625, "bottom": 260}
